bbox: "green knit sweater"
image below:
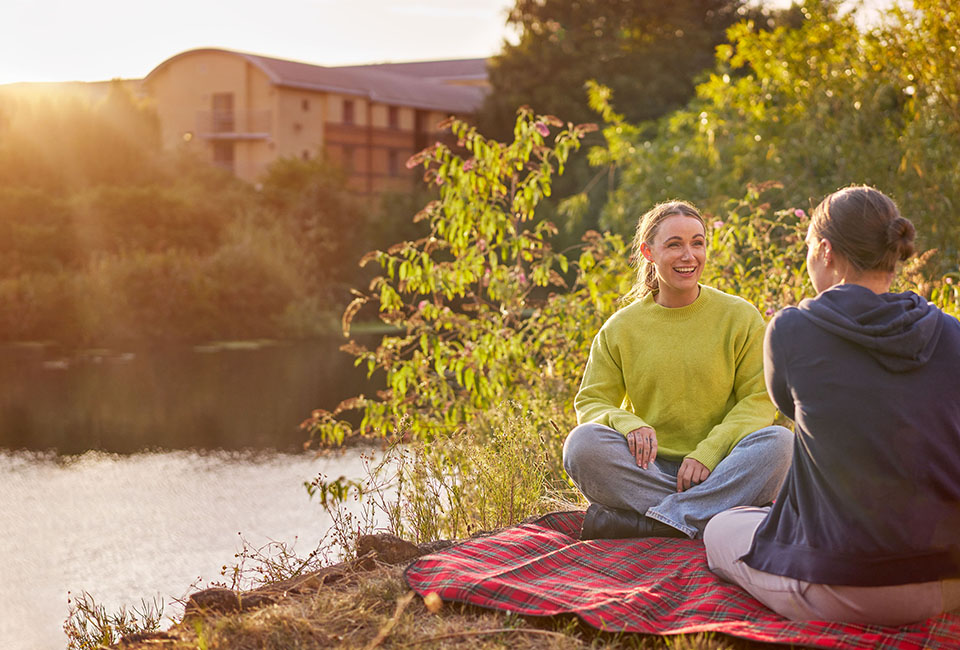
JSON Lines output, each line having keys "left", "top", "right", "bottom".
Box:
{"left": 574, "top": 285, "right": 776, "bottom": 471}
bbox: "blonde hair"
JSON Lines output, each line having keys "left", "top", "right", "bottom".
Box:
{"left": 622, "top": 200, "right": 705, "bottom": 304}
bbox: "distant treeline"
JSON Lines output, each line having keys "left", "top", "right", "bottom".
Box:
{"left": 0, "top": 82, "right": 425, "bottom": 346}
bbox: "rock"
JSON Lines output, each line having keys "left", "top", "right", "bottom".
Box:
{"left": 184, "top": 588, "right": 240, "bottom": 618}
{"left": 182, "top": 587, "right": 279, "bottom": 621}
{"left": 357, "top": 533, "right": 421, "bottom": 565}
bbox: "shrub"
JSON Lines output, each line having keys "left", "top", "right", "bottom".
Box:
{"left": 0, "top": 187, "right": 77, "bottom": 276}
{"left": 68, "top": 185, "right": 232, "bottom": 257}
{"left": 303, "top": 109, "right": 616, "bottom": 454}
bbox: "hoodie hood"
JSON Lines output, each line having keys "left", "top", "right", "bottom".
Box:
{"left": 798, "top": 284, "right": 944, "bottom": 372}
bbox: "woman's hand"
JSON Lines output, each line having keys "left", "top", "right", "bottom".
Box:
{"left": 627, "top": 426, "right": 657, "bottom": 469}
{"left": 677, "top": 458, "right": 710, "bottom": 492}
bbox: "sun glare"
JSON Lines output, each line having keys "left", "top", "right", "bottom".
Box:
{"left": 0, "top": 0, "right": 515, "bottom": 86}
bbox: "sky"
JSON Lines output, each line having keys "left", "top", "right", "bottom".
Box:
{"left": 0, "top": 0, "right": 517, "bottom": 85}
{"left": 0, "top": 0, "right": 893, "bottom": 86}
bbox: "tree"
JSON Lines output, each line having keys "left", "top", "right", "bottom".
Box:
{"left": 479, "top": 0, "right": 746, "bottom": 137}
{"left": 474, "top": 0, "right": 750, "bottom": 244}
{"left": 258, "top": 156, "right": 366, "bottom": 298}
{"left": 594, "top": 0, "right": 960, "bottom": 261}
{"left": 0, "top": 80, "right": 164, "bottom": 191}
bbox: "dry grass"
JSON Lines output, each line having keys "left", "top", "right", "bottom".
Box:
{"left": 116, "top": 563, "right": 799, "bottom": 650}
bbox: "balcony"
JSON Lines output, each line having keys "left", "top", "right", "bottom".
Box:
{"left": 196, "top": 109, "right": 271, "bottom": 140}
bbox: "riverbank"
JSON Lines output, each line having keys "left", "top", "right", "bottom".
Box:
{"left": 2, "top": 449, "right": 380, "bottom": 650}
{"left": 109, "top": 533, "right": 768, "bottom": 650}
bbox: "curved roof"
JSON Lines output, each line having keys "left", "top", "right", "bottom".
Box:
{"left": 145, "top": 48, "right": 487, "bottom": 113}
{"left": 336, "top": 58, "right": 488, "bottom": 84}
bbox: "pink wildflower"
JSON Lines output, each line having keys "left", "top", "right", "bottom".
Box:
{"left": 947, "top": 277, "right": 955, "bottom": 285}
{"left": 795, "top": 209, "right": 806, "bottom": 218}
{"left": 765, "top": 307, "right": 776, "bottom": 317}
{"left": 417, "top": 300, "right": 429, "bottom": 312}
{"left": 534, "top": 122, "right": 550, "bottom": 137}
{"left": 712, "top": 220, "right": 724, "bottom": 229}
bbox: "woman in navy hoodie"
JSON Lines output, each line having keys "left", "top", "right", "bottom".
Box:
{"left": 704, "top": 185, "right": 960, "bottom": 625}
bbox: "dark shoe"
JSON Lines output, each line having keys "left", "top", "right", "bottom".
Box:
{"left": 580, "top": 503, "right": 687, "bottom": 540}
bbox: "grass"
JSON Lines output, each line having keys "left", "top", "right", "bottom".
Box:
{"left": 114, "top": 563, "right": 786, "bottom": 650}
{"left": 63, "top": 591, "right": 164, "bottom": 649}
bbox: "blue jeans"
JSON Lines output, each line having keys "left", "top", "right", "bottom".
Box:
{"left": 562, "top": 423, "right": 793, "bottom": 538}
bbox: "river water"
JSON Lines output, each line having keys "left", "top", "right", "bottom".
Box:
{"left": 0, "top": 340, "right": 383, "bottom": 649}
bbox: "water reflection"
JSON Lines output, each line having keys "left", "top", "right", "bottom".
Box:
{"left": 0, "top": 448, "right": 377, "bottom": 650}
{"left": 0, "top": 338, "right": 377, "bottom": 453}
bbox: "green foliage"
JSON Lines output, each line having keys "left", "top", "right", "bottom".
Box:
{"left": 593, "top": 0, "right": 960, "bottom": 262}
{"left": 0, "top": 187, "right": 75, "bottom": 274}
{"left": 362, "top": 188, "right": 434, "bottom": 261}
{"left": 881, "top": 0, "right": 960, "bottom": 253}
{"left": 477, "top": 0, "right": 761, "bottom": 244}
{"left": 64, "top": 590, "right": 163, "bottom": 650}
{"left": 0, "top": 87, "right": 367, "bottom": 344}
{"left": 305, "top": 108, "right": 626, "bottom": 450}
{"left": 702, "top": 182, "right": 811, "bottom": 314}
{"left": 478, "top": 0, "right": 747, "bottom": 138}
{"left": 257, "top": 156, "right": 367, "bottom": 295}
{"left": 933, "top": 277, "right": 960, "bottom": 318}
{"left": 70, "top": 185, "right": 232, "bottom": 256}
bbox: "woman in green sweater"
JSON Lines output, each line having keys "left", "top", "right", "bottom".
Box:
{"left": 563, "top": 200, "right": 793, "bottom": 539}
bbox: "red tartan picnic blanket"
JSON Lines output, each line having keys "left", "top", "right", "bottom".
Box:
{"left": 404, "top": 510, "right": 960, "bottom": 649}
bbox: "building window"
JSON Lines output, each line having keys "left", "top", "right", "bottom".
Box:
{"left": 301, "top": 98, "right": 310, "bottom": 111}
{"left": 414, "top": 109, "right": 429, "bottom": 150}
{"left": 388, "top": 150, "right": 399, "bottom": 176}
{"left": 212, "top": 141, "right": 234, "bottom": 171}
{"left": 343, "top": 145, "right": 354, "bottom": 173}
{"left": 388, "top": 106, "right": 399, "bottom": 129}
{"left": 212, "top": 92, "right": 234, "bottom": 132}
{"left": 343, "top": 99, "right": 355, "bottom": 125}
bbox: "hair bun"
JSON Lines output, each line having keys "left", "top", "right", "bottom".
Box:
{"left": 886, "top": 216, "right": 916, "bottom": 261}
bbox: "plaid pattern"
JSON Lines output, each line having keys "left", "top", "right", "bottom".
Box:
{"left": 404, "top": 511, "right": 960, "bottom": 650}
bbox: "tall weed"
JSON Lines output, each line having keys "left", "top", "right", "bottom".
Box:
{"left": 312, "top": 405, "right": 571, "bottom": 548}
{"left": 63, "top": 591, "right": 163, "bottom": 650}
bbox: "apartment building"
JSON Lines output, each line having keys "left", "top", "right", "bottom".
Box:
{"left": 143, "top": 48, "right": 488, "bottom": 192}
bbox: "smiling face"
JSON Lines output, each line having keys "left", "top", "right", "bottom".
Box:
{"left": 640, "top": 214, "right": 706, "bottom": 307}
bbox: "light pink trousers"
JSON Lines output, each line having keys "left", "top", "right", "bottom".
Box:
{"left": 704, "top": 506, "right": 960, "bottom": 626}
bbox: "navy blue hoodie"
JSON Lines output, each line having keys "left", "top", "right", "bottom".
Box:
{"left": 742, "top": 284, "right": 960, "bottom": 586}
